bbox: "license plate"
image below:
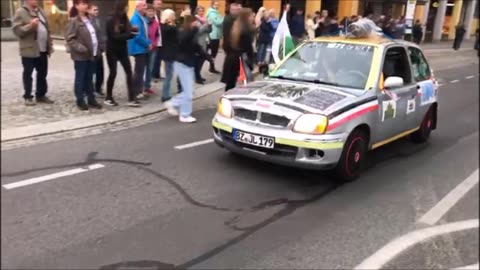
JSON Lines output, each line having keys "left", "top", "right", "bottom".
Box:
{"left": 233, "top": 130, "right": 275, "bottom": 149}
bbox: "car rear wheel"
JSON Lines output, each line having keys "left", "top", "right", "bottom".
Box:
{"left": 410, "top": 107, "right": 434, "bottom": 144}
{"left": 332, "top": 129, "right": 368, "bottom": 182}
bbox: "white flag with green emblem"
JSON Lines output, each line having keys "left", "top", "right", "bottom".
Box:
{"left": 271, "top": 11, "right": 295, "bottom": 64}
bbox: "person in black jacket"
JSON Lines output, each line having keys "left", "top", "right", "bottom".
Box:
{"left": 159, "top": 8, "right": 182, "bottom": 102}
{"left": 412, "top": 19, "right": 423, "bottom": 44}
{"left": 453, "top": 23, "right": 466, "bottom": 50}
{"left": 221, "top": 8, "right": 255, "bottom": 91}
{"left": 222, "top": 3, "right": 240, "bottom": 61}
{"left": 104, "top": 0, "right": 138, "bottom": 107}
{"left": 164, "top": 15, "right": 205, "bottom": 123}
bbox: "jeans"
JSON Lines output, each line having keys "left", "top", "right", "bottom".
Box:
{"left": 171, "top": 62, "right": 194, "bottom": 117}
{"left": 74, "top": 60, "right": 95, "bottom": 105}
{"left": 21, "top": 52, "right": 48, "bottom": 99}
{"left": 144, "top": 50, "right": 156, "bottom": 89}
{"left": 93, "top": 54, "right": 104, "bottom": 93}
{"left": 257, "top": 43, "right": 268, "bottom": 63}
{"left": 106, "top": 51, "right": 134, "bottom": 102}
{"left": 162, "top": 60, "right": 183, "bottom": 100}
{"left": 133, "top": 54, "right": 147, "bottom": 96}
{"left": 152, "top": 46, "right": 163, "bottom": 78}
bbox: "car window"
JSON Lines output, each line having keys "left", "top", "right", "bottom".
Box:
{"left": 270, "top": 42, "right": 374, "bottom": 90}
{"left": 408, "top": 47, "right": 431, "bottom": 81}
{"left": 382, "top": 46, "right": 412, "bottom": 85}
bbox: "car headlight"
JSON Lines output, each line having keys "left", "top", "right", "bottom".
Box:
{"left": 217, "top": 97, "right": 233, "bottom": 118}
{"left": 292, "top": 114, "right": 328, "bottom": 134}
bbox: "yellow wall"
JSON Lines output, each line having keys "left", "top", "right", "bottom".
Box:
{"left": 128, "top": 0, "right": 135, "bottom": 17}
{"left": 305, "top": 0, "right": 321, "bottom": 17}
{"left": 197, "top": 0, "right": 211, "bottom": 10}
{"left": 472, "top": 18, "right": 479, "bottom": 37}
{"left": 414, "top": 5, "right": 424, "bottom": 23}
{"left": 337, "top": 0, "right": 359, "bottom": 19}
{"left": 262, "top": 0, "right": 281, "bottom": 14}
{"left": 448, "top": 0, "right": 463, "bottom": 39}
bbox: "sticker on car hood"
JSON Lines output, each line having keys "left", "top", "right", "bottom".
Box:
{"left": 294, "top": 89, "right": 347, "bottom": 111}
{"left": 225, "top": 82, "right": 347, "bottom": 111}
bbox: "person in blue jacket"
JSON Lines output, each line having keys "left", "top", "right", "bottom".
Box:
{"left": 128, "top": 0, "right": 152, "bottom": 101}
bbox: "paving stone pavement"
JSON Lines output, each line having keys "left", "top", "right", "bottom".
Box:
{"left": 1, "top": 39, "right": 477, "bottom": 133}
{"left": 1, "top": 41, "right": 225, "bottom": 130}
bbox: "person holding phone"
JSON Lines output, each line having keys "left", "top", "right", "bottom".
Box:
{"left": 104, "top": 0, "right": 138, "bottom": 107}
{"left": 12, "top": 0, "right": 54, "bottom": 106}
{"left": 128, "top": 0, "right": 152, "bottom": 101}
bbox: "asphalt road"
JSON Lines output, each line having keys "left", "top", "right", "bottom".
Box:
{"left": 1, "top": 62, "right": 479, "bottom": 269}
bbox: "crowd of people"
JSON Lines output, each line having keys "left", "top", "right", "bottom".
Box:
{"left": 12, "top": 0, "right": 480, "bottom": 123}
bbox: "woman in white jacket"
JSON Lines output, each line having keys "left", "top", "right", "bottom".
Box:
{"left": 305, "top": 14, "right": 318, "bottom": 40}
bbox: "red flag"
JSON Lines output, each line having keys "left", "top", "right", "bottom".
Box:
{"left": 237, "top": 57, "right": 247, "bottom": 86}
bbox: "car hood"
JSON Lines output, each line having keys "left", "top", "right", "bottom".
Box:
{"left": 224, "top": 81, "right": 351, "bottom": 112}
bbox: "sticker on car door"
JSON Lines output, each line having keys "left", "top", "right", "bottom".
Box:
{"left": 418, "top": 80, "right": 436, "bottom": 106}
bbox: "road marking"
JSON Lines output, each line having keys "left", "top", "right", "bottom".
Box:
{"left": 2, "top": 164, "right": 105, "bottom": 190}
{"left": 418, "top": 169, "right": 479, "bottom": 226}
{"left": 438, "top": 84, "right": 444, "bottom": 87}
{"left": 465, "top": 76, "right": 475, "bottom": 79}
{"left": 174, "top": 139, "right": 214, "bottom": 150}
{"left": 452, "top": 263, "right": 479, "bottom": 270}
{"left": 450, "top": 80, "right": 460, "bottom": 83}
{"left": 354, "top": 219, "right": 479, "bottom": 270}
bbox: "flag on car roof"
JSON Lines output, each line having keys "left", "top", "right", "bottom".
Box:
{"left": 271, "top": 10, "right": 295, "bottom": 64}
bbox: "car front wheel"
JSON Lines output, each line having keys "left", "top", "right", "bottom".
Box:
{"left": 332, "top": 129, "right": 368, "bottom": 182}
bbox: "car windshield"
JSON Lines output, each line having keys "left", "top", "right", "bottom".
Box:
{"left": 270, "top": 41, "right": 375, "bottom": 90}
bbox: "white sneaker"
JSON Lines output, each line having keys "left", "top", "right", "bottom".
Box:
{"left": 164, "top": 101, "right": 179, "bottom": 116}
{"left": 179, "top": 116, "right": 197, "bottom": 123}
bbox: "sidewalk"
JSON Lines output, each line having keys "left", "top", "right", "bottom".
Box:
{"left": 1, "top": 39, "right": 477, "bottom": 142}
{"left": 420, "top": 40, "right": 476, "bottom": 55}
{"left": 1, "top": 41, "right": 227, "bottom": 142}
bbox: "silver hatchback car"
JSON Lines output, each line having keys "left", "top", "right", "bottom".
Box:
{"left": 212, "top": 36, "right": 439, "bottom": 181}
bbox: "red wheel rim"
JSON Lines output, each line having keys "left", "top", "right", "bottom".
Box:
{"left": 345, "top": 137, "right": 365, "bottom": 177}
{"left": 354, "top": 152, "right": 360, "bottom": 163}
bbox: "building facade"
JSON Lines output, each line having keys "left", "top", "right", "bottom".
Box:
{"left": 1, "top": 0, "right": 478, "bottom": 40}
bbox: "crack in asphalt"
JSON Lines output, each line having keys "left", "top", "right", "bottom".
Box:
{"left": 2, "top": 142, "right": 432, "bottom": 270}
{"left": 1, "top": 151, "right": 340, "bottom": 270}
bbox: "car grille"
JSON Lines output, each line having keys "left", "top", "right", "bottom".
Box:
{"left": 234, "top": 108, "right": 291, "bottom": 127}
{"left": 218, "top": 130, "right": 297, "bottom": 158}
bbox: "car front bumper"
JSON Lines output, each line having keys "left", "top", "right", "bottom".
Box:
{"left": 212, "top": 115, "right": 348, "bottom": 170}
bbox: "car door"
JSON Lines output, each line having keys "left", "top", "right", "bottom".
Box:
{"left": 408, "top": 46, "right": 436, "bottom": 129}
{"left": 374, "top": 46, "right": 418, "bottom": 144}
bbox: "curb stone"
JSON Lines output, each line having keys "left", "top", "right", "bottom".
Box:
{"left": 1, "top": 81, "right": 226, "bottom": 143}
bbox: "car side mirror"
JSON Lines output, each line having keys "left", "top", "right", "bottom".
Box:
{"left": 383, "top": 76, "right": 404, "bottom": 89}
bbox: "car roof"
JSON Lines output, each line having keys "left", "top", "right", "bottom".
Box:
{"left": 311, "top": 35, "right": 422, "bottom": 49}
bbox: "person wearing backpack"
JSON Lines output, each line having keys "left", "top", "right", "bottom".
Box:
{"left": 12, "top": 0, "right": 54, "bottom": 106}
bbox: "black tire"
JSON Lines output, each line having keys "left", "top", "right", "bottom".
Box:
{"left": 410, "top": 107, "right": 434, "bottom": 144}
{"left": 332, "top": 129, "right": 368, "bottom": 182}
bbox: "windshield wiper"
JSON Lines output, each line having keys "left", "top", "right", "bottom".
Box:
{"left": 306, "top": 79, "right": 340, "bottom": 86}
{"left": 272, "top": 76, "right": 340, "bottom": 86}
{"left": 269, "top": 75, "right": 301, "bottom": 82}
